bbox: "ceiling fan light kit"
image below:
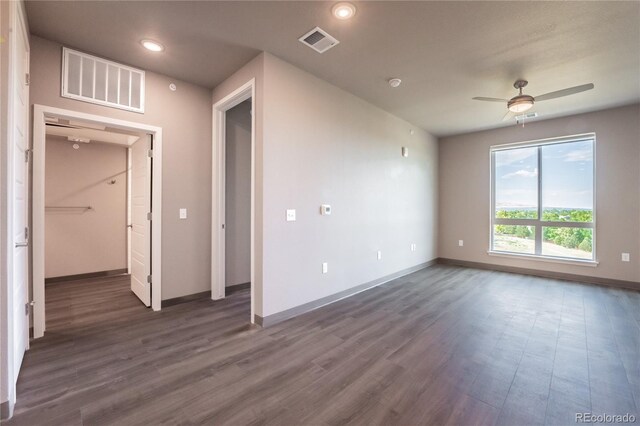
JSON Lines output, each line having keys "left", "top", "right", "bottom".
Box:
{"left": 473, "top": 79, "right": 594, "bottom": 123}
{"left": 508, "top": 96, "right": 534, "bottom": 113}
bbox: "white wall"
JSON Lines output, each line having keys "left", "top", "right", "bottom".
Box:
{"left": 439, "top": 104, "right": 640, "bottom": 283}
{"left": 44, "top": 136, "right": 127, "bottom": 278}
{"left": 225, "top": 100, "right": 251, "bottom": 287}
{"left": 214, "top": 53, "right": 439, "bottom": 319}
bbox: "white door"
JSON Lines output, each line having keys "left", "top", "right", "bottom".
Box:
{"left": 11, "top": 2, "right": 31, "bottom": 377}
{"left": 130, "top": 136, "right": 152, "bottom": 306}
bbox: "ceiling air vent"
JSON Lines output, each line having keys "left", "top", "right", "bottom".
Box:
{"left": 299, "top": 27, "right": 339, "bottom": 53}
{"left": 62, "top": 47, "right": 145, "bottom": 113}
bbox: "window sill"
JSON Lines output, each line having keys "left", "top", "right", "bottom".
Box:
{"left": 487, "top": 251, "right": 599, "bottom": 267}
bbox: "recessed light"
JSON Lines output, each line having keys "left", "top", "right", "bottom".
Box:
{"left": 332, "top": 2, "right": 356, "bottom": 20}
{"left": 388, "top": 78, "right": 402, "bottom": 88}
{"left": 141, "top": 39, "right": 164, "bottom": 52}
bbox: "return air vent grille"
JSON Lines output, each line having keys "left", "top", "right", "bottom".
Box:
{"left": 298, "top": 27, "right": 339, "bottom": 53}
{"left": 62, "top": 47, "right": 145, "bottom": 113}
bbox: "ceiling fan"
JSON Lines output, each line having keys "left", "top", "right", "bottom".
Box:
{"left": 473, "top": 79, "right": 594, "bottom": 121}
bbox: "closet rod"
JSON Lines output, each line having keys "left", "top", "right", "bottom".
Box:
{"left": 45, "top": 206, "right": 93, "bottom": 210}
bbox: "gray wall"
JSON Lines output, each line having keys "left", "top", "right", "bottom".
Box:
{"left": 214, "top": 53, "right": 439, "bottom": 318}
{"left": 225, "top": 100, "right": 251, "bottom": 287}
{"left": 44, "top": 136, "right": 127, "bottom": 278}
{"left": 439, "top": 104, "right": 640, "bottom": 283}
{"left": 30, "top": 36, "right": 213, "bottom": 299}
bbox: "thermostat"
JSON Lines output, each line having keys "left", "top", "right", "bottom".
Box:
{"left": 320, "top": 205, "right": 331, "bottom": 215}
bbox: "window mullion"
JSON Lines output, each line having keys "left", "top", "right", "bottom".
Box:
{"left": 535, "top": 146, "right": 543, "bottom": 255}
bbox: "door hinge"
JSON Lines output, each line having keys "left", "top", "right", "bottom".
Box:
{"left": 147, "top": 212, "right": 152, "bottom": 221}
{"left": 25, "top": 73, "right": 30, "bottom": 86}
{"left": 147, "top": 275, "right": 152, "bottom": 284}
{"left": 147, "top": 149, "right": 153, "bottom": 158}
{"left": 25, "top": 301, "right": 34, "bottom": 315}
{"left": 25, "top": 227, "right": 29, "bottom": 240}
{"left": 25, "top": 149, "right": 31, "bottom": 162}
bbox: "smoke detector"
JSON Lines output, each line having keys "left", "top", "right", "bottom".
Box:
{"left": 299, "top": 27, "right": 340, "bottom": 53}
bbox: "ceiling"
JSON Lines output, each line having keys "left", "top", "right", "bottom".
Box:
{"left": 25, "top": 1, "right": 640, "bottom": 136}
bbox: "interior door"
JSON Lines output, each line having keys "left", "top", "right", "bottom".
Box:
{"left": 130, "top": 135, "right": 152, "bottom": 306}
{"left": 11, "top": 3, "right": 31, "bottom": 375}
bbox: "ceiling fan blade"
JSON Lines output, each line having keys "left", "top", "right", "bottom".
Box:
{"left": 502, "top": 110, "right": 515, "bottom": 122}
{"left": 534, "top": 83, "right": 594, "bottom": 102}
{"left": 472, "top": 97, "right": 508, "bottom": 103}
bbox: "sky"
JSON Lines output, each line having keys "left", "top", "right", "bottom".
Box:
{"left": 495, "top": 140, "right": 594, "bottom": 210}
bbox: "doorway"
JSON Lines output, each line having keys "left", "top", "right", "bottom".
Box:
{"left": 32, "top": 105, "right": 163, "bottom": 338}
{"left": 212, "top": 79, "right": 255, "bottom": 323}
{"left": 224, "top": 100, "right": 252, "bottom": 295}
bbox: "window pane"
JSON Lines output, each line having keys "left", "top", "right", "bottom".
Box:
{"left": 542, "top": 227, "right": 593, "bottom": 259}
{"left": 493, "top": 225, "right": 535, "bottom": 254}
{"left": 542, "top": 141, "right": 593, "bottom": 222}
{"left": 494, "top": 147, "right": 538, "bottom": 219}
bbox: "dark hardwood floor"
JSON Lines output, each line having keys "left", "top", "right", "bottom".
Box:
{"left": 7, "top": 265, "right": 640, "bottom": 425}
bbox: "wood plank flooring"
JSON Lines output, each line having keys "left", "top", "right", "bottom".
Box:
{"left": 7, "top": 265, "right": 640, "bottom": 425}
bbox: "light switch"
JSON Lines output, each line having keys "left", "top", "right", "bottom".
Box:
{"left": 622, "top": 253, "right": 630, "bottom": 262}
{"left": 402, "top": 147, "right": 409, "bottom": 157}
{"left": 377, "top": 250, "right": 382, "bottom": 260}
{"left": 286, "top": 209, "right": 296, "bottom": 222}
{"left": 179, "top": 208, "right": 187, "bottom": 219}
{"left": 458, "top": 240, "right": 464, "bottom": 247}
{"left": 320, "top": 205, "right": 331, "bottom": 215}
{"left": 322, "top": 262, "right": 328, "bottom": 274}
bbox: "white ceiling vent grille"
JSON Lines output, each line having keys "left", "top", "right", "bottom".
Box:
{"left": 62, "top": 47, "right": 145, "bottom": 113}
{"left": 298, "top": 27, "right": 339, "bottom": 53}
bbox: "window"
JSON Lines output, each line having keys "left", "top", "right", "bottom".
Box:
{"left": 490, "top": 134, "right": 595, "bottom": 262}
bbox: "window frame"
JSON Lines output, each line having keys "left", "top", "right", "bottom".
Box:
{"left": 489, "top": 133, "right": 597, "bottom": 264}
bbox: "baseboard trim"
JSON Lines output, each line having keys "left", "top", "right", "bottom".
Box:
{"left": 161, "top": 290, "right": 210, "bottom": 308}
{"left": 254, "top": 259, "right": 437, "bottom": 327}
{"left": 437, "top": 258, "right": 640, "bottom": 292}
{"left": 0, "top": 399, "right": 13, "bottom": 420}
{"left": 226, "top": 282, "right": 250, "bottom": 295}
{"left": 45, "top": 269, "right": 128, "bottom": 284}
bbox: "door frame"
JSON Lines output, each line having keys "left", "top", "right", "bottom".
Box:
{"left": 32, "top": 104, "right": 163, "bottom": 338}
{"left": 212, "top": 79, "right": 255, "bottom": 322}
{"left": 1, "top": 0, "right": 30, "bottom": 418}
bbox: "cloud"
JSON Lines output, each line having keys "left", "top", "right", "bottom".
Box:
{"left": 502, "top": 168, "right": 538, "bottom": 179}
{"left": 495, "top": 147, "right": 537, "bottom": 165}
{"left": 564, "top": 149, "right": 592, "bottom": 162}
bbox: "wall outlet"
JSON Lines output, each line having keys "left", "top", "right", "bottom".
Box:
{"left": 179, "top": 208, "right": 187, "bottom": 219}
{"left": 402, "top": 147, "right": 409, "bottom": 157}
{"left": 622, "top": 253, "right": 630, "bottom": 262}
{"left": 377, "top": 250, "right": 382, "bottom": 260}
{"left": 286, "top": 209, "right": 296, "bottom": 222}
{"left": 322, "top": 262, "right": 328, "bottom": 274}
{"left": 410, "top": 243, "right": 416, "bottom": 252}
{"left": 320, "top": 204, "right": 331, "bottom": 215}
{"left": 458, "top": 240, "right": 464, "bottom": 247}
